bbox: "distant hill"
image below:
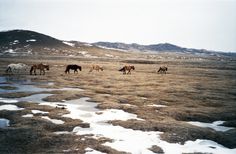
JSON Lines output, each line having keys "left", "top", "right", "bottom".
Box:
{"left": 0, "top": 30, "right": 73, "bottom": 56}
{"left": 0, "top": 29, "right": 235, "bottom": 58}
{"left": 93, "top": 42, "right": 186, "bottom": 52}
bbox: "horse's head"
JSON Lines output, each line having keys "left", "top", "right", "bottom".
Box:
{"left": 100, "top": 67, "right": 104, "bottom": 71}
{"left": 79, "top": 66, "right": 82, "bottom": 71}
{"left": 45, "top": 65, "right": 49, "bottom": 70}
{"left": 131, "top": 66, "right": 135, "bottom": 70}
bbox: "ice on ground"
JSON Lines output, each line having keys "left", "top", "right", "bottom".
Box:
{"left": 85, "top": 147, "right": 106, "bottom": 154}
{"left": 32, "top": 110, "right": 49, "bottom": 114}
{"left": 0, "top": 104, "right": 23, "bottom": 111}
{"left": 2, "top": 82, "right": 236, "bottom": 154}
{"left": 0, "top": 77, "right": 7, "bottom": 83}
{"left": 0, "top": 97, "right": 18, "bottom": 103}
{"left": 187, "top": 121, "right": 234, "bottom": 132}
{"left": 0, "top": 84, "right": 51, "bottom": 93}
{"left": 0, "top": 118, "right": 10, "bottom": 128}
{"left": 22, "top": 114, "right": 34, "bottom": 118}
{"left": 63, "top": 41, "right": 75, "bottom": 47}
{"left": 41, "top": 116, "right": 64, "bottom": 124}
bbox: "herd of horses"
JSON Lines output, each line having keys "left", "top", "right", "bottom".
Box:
{"left": 5, "top": 63, "right": 168, "bottom": 75}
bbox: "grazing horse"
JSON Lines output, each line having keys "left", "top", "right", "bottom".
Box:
{"left": 119, "top": 65, "right": 135, "bottom": 74}
{"left": 30, "top": 63, "right": 49, "bottom": 75}
{"left": 65, "top": 64, "right": 82, "bottom": 74}
{"left": 89, "top": 65, "right": 103, "bottom": 72}
{"left": 6, "top": 63, "right": 28, "bottom": 74}
{"left": 157, "top": 66, "right": 168, "bottom": 74}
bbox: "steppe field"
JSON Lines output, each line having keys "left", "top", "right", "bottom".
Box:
{"left": 0, "top": 52, "right": 236, "bottom": 154}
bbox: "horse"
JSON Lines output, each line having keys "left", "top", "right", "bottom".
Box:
{"left": 157, "top": 66, "right": 168, "bottom": 74}
{"left": 119, "top": 65, "right": 135, "bottom": 74}
{"left": 65, "top": 64, "right": 82, "bottom": 74}
{"left": 89, "top": 64, "right": 103, "bottom": 72}
{"left": 30, "top": 63, "right": 49, "bottom": 75}
{"left": 6, "top": 63, "right": 28, "bottom": 74}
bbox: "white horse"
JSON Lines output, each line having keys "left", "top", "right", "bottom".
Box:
{"left": 6, "top": 63, "right": 29, "bottom": 74}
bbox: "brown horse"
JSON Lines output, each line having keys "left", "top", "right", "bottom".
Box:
{"left": 30, "top": 63, "right": 49, "bottom": 75}
{"left": 89, "top": 65, "right": 103, "bottom": 72}
{"left": 65, "top": 64, "right": 82, "bottom": 74}
{"left": 157, "top": 66, "right": 168, "bottom": 74}
{"left": 119, "top": 65, "right": 135, "bottom": 74}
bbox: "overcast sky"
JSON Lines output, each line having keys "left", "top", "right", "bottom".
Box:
{"left": 0, "top": 0, "right": 235, "bottom": 52}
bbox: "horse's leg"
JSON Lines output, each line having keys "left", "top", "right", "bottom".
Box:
{"left": 34, "top": 69, "right": 37, "bottom": 75}
{"left": 6, "top": 67, "right": 10, "bottom": 73}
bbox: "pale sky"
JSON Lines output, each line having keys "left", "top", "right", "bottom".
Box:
{"left": 0, "top": 0, "right": 236, "bottom": 52}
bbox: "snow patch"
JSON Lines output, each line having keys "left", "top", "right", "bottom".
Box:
{"left": 63, "top": 41, "right": 75, "bottom": 47}
{"left": 12, "top": 40, "right": 19, "bottom": 44}
{"left": 32, "top": 110, "right": 49, "bottom": 114}
{"left": 105, "top": 54, "right": 114, "bottom": 58}
{"left": 187, "top": 121, "right": 234, "bottom": 132}
{"left": 22, "top": 114, "right": 34, "bottom": 118}
{"left": 54, "top": 131, "right": 71, "bottom": 135}
{"left": 85, "top": 147, "right": 106, "bottom": 154}
{"left": 0, "top": 104, "right": 23, "bottom": 111}
{"left": 41, "top": 116, "right": 64, "bottom": 124}
{"left": 147, "top": 104, "right": 167, "bottom": 108}
{"left": 98, "top": 45, "right": 127, "bottom": 52}
{"left": 26, "top": 39, "right": 36, "bottom": 42}
{"left": 4, "top": 49, "right": 16, "bottom": 54}
{"left": 0, "top": 97, "right": 18, "bottom": 103}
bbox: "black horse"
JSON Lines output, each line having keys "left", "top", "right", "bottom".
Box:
{"left": 65, "top": 65, "right": 82, "bottom": 74}
{"left": 157, "top": 66, "right": 168, "bottom": 74}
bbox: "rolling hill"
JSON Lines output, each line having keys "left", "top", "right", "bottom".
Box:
{"left": 0, "top": 29, "right": 235, "bottom": 58}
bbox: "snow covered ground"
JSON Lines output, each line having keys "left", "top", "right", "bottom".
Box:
{"left": 0, "top": 78, "right": 236, "bottom": 154}
{"left": 187, "top": 121, "right": 234, "bottom": 132}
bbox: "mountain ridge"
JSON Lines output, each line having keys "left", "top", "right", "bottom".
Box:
{"left": 0, "top": 29, "right": 235, "bottom": 57}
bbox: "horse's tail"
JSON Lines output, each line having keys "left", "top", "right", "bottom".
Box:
{"left": 119, "top": 67, "right": 125, "bottom": 72}
{"left": 157, "top": 67, "right": 161, "bottom": 73}
{"left": 65, "top": 66, "right": 69, "bottom": 73}
{"left": 30, "top": 66, "right": 34, "bottom": 75}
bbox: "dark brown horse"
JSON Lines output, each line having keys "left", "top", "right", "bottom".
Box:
{"left": 157, "top": 66, "right": 168, "bottom": 74}
{"left": 119, "top": 65, "right": 135, "bottom": 74}
{"left": 30, "top": 63, "right": 49, "bottom": 75}
{"left": 65, "top": 64, "right": 82, "bottom": 74}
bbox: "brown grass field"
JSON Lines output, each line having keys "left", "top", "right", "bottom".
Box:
{"left": 0, "top": 53, "right": 236, "bottom": 153}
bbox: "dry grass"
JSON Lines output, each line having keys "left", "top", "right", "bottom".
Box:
{"left": 0, "top": 53, "right": 236, "bottom": 152}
